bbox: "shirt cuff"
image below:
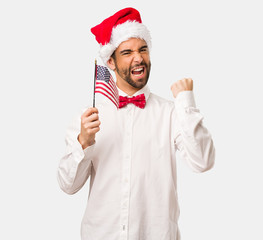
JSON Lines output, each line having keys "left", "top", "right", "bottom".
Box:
{"left": 174, "top": 91, "right": 196, "bottom": 108}
{"left": 71, "top": 137, "right": 95, "bottom": 163}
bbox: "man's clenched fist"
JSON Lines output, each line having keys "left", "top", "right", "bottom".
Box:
{"left": 78, "top": 107, "right": 101, "bottom": 149}
{"left": 171, "top": 78, "right": 193, "bottom": 98}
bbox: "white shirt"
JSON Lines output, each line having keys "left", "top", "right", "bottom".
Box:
{"left": 57, "top": 85, "right": 215, "bottom": 240}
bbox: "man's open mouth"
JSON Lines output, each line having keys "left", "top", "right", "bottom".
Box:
{"left": 131, "top": 66, "right": 145, "bottom": 77}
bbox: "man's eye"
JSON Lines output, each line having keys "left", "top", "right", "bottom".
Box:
{"left": 122, "top": 52, "right": 131, "bottom": 55}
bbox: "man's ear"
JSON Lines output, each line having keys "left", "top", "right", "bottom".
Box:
{"left": 107, "top": 57, "right": 116, "bottom": 71}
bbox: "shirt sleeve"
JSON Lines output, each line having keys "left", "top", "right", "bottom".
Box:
{"left": 57, "top": 111, "right": 94, "bottom": 194}
{"left": 173, "top": 91, "right": 215, "bottom": 172}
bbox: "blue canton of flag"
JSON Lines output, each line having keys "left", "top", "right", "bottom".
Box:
{"left": 96, "top": 65, "right": 111, "bottom": 83}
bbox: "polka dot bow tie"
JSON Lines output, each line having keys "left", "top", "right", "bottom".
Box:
{"left": 119, "top": 94, "right": 146, "bottom": 109}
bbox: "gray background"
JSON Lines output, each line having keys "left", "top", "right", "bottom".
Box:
{"left": 1, "top": 0, "right": 262, "bottom": 239}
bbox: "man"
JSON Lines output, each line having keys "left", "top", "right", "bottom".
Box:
{"left": 57, "top": 7, "right": 215, "bottom": 240}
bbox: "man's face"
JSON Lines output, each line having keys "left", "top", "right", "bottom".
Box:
{"left": 110, "top": 38, "right": 151, "bottom": 90}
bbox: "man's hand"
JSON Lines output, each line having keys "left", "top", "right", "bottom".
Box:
{"left": 78, "top": 107, "right": 101, "bottom": 149}
{"left": 171, "top": 78, "right": 193, "bottom": 98}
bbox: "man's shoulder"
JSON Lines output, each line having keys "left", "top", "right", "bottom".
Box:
{"left": 148, "top": 92, "right": 174, "bottom": 107}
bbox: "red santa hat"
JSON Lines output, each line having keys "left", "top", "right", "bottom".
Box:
{"left": 91, "top": 7, "right": 152, "bottom": 65}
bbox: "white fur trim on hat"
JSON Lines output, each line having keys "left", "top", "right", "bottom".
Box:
{"left": 99, "top": 21, "right": 152, "bottom": 65}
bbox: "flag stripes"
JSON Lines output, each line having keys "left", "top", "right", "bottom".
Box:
{"left": 95, "top": 83, "right": 118, "bottom": 106}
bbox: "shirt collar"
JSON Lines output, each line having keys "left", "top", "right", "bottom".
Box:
{"left": 117, "top": 85, "right": 150, "bottom": 101}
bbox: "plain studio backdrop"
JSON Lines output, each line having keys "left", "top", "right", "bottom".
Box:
{"left": 0, "top": 0, "right": 262, "bottom": 239}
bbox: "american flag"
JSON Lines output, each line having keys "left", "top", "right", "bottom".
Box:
{"left": 95, "top": 65, "right": 119, "bottom": 108}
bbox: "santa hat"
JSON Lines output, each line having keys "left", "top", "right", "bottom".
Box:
{"left": 91, "top": 7, "right": 152, "bottom": 65}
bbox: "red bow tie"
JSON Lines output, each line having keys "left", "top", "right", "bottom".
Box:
{"left": 119, "top": 94, "right": 146, "bottom": 109}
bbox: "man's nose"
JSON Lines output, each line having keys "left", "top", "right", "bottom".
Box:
{"left": 133, "top": 51, "right": 143, "bottom": 63}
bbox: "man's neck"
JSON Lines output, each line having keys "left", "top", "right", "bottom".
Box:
{"left": 116, "top": 81, "right": 141, "bottom": 96}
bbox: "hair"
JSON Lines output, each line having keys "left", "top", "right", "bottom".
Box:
{"left": 110, "top": 51, "right": 116, "bottom": 61}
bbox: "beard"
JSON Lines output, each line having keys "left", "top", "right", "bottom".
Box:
{"left": 115, "top": 61, "right": 151, "bottom": 89}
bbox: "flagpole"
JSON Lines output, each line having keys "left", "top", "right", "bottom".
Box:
{"left": 93, "top": 59, "right": 97, "bottom": 108}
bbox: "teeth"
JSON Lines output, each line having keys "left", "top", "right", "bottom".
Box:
{"left": 133, "top": 67, "right": 143, "bottom": 72}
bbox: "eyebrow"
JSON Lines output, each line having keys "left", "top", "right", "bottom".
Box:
{"left": 119, "top": 45, "right": 148, "bottom": 55}
{"left": 140, "top": 45, "right": 148, "bottom": 50}
{"left": 120, "top": 49, "right": 132, "bottom": 54}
